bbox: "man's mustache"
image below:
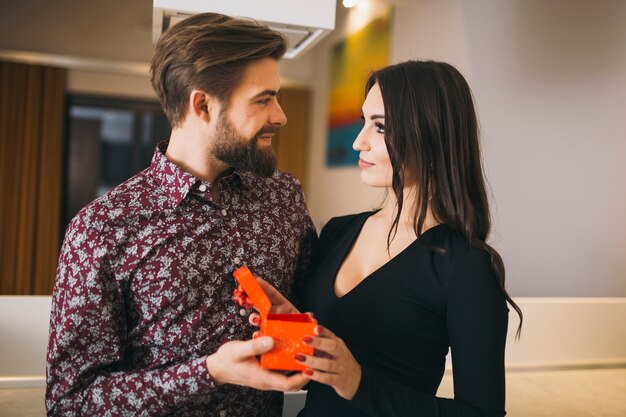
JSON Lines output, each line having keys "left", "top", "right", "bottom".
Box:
{"left": 255, "top": 125, "right": 279, "bottom": 138}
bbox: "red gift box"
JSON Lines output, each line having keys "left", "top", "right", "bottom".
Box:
{"left": 233, "top": 266, "right": 315, "bottom": 371}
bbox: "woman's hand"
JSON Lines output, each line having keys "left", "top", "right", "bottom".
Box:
{"left": 297, "top": 325, "right": 362, "bottom": 400}
{"left": 257, "top": 277, "right": 299, "bottom": 314}
{"left": 248, "top": 277, "right": 316, "bottom": 328}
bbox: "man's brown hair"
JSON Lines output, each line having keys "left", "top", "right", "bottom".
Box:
{"left": 150, "top": 13, "right": 287, "bottom": 127}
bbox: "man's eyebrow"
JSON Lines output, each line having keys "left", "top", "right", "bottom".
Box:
{"left": 251, "top": 89, "right": 280, "bottom": 99}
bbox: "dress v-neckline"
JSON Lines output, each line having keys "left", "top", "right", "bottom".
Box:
{"left": 332, "top": 212, "right": 442, "bottom": 300}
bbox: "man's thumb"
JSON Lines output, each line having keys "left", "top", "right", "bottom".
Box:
{"left": 241, "top": 336, "right": 274, "bottom": 357}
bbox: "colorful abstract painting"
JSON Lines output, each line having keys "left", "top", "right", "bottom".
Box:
{"left": 326, "top": 8, "right": 392, "bottom": 167}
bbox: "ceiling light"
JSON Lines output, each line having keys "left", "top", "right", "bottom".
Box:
{"left": 343, "top": 0, "right": 362, "bottom": 8}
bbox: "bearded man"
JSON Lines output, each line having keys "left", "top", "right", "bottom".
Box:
{"left": 46, "top": 13, "right": 317, "bottom": 417}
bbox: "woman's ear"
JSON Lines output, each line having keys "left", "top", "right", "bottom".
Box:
{"left": 189, "top": 90, "right": 215, "bottom": 122}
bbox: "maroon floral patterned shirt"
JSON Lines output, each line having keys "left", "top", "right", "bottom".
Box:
{"left": 46, "top": 142, "right": 317, "bottom": 417}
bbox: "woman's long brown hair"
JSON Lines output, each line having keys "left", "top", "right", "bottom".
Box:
{"left": 367, "top": 60, "right": 522, "bottom": 337}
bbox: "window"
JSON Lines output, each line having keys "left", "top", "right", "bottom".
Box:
{"left": 64, "top": 95, "right": 171, "bottom": 229}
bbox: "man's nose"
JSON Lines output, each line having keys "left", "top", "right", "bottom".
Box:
{"left": 271, "top": 101, "right": 287, "bottom": 126}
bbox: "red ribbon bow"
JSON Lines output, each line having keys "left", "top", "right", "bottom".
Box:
{"left": 233, "top": 285, "right": 254, "bottom": 310}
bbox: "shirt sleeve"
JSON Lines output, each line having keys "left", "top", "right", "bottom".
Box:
{"left": 350, "top": 249, "right": 509, "bottom": 417}
{"left": 45, "top": 213, "right": 216, "bottom": 417}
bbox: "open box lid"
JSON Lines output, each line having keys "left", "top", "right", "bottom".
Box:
{"left": 233, "top": 267, "right": 272, "bottom": 317}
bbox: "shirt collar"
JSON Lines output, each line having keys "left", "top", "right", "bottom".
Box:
{"left": 223, "top": 169, "right": 254, "bottom": 191}
{"left": 149, "top": 141, "right": 261, "bottom": 207}
{"left": 150, "top": 141, "right": 198, "bottom": 208}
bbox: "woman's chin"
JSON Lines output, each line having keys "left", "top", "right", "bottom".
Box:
{"left": 359, "top": 174, "right": 387, "bottom": 188}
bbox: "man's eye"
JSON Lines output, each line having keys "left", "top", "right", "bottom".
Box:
{"left": 258, "top": 98, "right": 271, "bottom": 105}
{"left": 375, "top": 123, "right": 385, "bottom": 134}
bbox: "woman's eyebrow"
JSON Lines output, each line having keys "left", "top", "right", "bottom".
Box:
{"left": 361, "top": 111, "right": 385, "bottom": 120}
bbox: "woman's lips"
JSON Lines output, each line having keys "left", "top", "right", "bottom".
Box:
{"left": 358, "top": 158, "right": 375, "bottom": 168}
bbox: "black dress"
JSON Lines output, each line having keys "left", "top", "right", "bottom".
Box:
{"left": 298, "top": 211, "right": 508, "bottom": 417}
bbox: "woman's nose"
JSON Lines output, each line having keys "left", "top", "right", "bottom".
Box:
{"left": 352, "top": 126, "right": 370, "bottom": 151}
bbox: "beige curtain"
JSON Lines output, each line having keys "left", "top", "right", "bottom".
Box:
{"left": 272, "top": 87, "right": 311, "bottom": 195}
{"left": 0, "top": 61, "right": 66, "bottom": 295}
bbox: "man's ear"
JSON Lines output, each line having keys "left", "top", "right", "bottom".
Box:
{"left": 189, "top": 89, "right": 216, "bottom": 122}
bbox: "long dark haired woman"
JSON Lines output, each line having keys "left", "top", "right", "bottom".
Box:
{"left": 253, "top": 60, "right": 522, "bottom": 416}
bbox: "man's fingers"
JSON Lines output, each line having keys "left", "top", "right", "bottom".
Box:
{"left": 255, "top": 369, "right": 309, "bottom": 392}
{"left": 281, "top": 373, "right": 310, "bottom": 391}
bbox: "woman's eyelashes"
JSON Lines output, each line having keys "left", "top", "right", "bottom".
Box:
{"left": 361, "top": 113, "right": 385, "bottom": 134}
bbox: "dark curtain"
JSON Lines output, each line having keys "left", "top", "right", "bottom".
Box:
{"left": 272, "top": 87, "right": 311, "bottom": 195}
{"left": 0, "top": 60, "right": 66, "bottom": 295}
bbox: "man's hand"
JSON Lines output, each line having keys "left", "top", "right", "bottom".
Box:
{"left": 205, "top": 336, "right": 308, "bottom": 392}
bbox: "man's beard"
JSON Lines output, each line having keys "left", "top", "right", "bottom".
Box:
{"left": 212, "top": 112, "right": 278, "bottom": 178}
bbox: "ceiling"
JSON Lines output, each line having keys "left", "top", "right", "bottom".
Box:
{"left": 0, "top": 0, "right": 156, "bottom": 63}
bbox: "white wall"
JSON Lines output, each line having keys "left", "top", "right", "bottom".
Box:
{"left": 306, "top": 0, "right": 626, "bottom": 297}
{"left": 457, "top": 0, "right": 626, "bottom": 297}
{"left": 304, "top": 2, "right": 388, "bottom": 227}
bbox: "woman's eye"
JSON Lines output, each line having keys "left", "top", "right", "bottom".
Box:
{"left": 375, "top": 123, "right": 385, "bottom": 134}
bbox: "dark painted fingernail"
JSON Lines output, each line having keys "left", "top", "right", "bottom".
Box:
{"left": 251, "top": 316, "right": 259, "bottom": 325}
{"left": 302, "top": 336, "right": 313, "bottom": 344}
{"left": 294, "top": 354, "right": 306, "bottom": 362}
{"left": 314, "top": 326, "right": 323, "bottom": 335}
{"left": 303, "top": 369, "right": 314, "bottom": 376}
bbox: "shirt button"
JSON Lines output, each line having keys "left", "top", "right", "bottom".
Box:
{"left": 239, "top": 308, "right": 247, "bottom": 316}
{"left": 219, "top": 411, "right": 227, "bottom": 417}
{"left": 233, "top": 257, "right": 241, "bottom": 265}
{"left": 221, "top": 209, "right": 227, "bottom": 216}
{"left": 199, "top": 184, "right": 207, "bottom": 192}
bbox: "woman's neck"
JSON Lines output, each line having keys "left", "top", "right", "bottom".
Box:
{"left": 376, "top": 186, "right": 439, "bottom": 236}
